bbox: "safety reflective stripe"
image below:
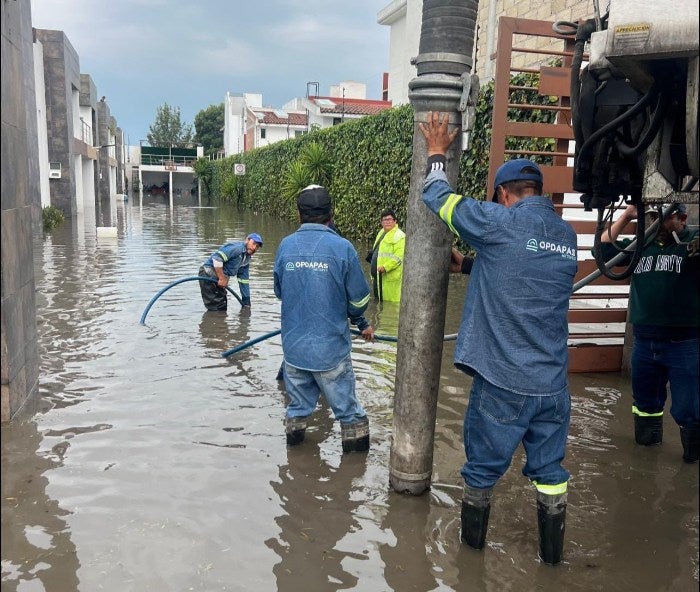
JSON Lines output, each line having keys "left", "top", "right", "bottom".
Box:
{"left": 215, "top": 250, "right": 229, "bottom": 262}
{"left": 238, "top": 279, "right": 250, "bottom": 284}
{"left": 632, "top": 405, "right": 663, "bottom": 417}
{"left": 379, "top": 252, "right": 402, "bottom": 265}
{"left": 350, "top": 293, "right": 370, "bottom": 308}
{"left": 533, "top": 481, "right": 567, "bottom": 495}
{"left": 438, "top": 193, "right": 463, "bottom": 236}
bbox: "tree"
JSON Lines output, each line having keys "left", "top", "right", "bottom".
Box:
{"left": 193, "top": 158, "right": 214, "bottom": 198}
{"left": 194, "top": 103, "right": 224, "bottom": 157}
{"left": 146, "top": 103, "right": 193, "bottom": 147}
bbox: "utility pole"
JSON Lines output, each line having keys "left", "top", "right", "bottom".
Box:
{"left": 390, "top": 0, "right": 480, "bottom": 496}
{"left": 341, "top": 87, "right": 346, "bottom": 123}
{"left": 306, "top": 81, "right": 319, "bottom": 133}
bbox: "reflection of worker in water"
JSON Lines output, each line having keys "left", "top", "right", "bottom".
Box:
{"left": 198, "top": 309, "right": 251, "bottom": 363}
{"left": 267, "top": 426, "right": 367, "bottom": 590}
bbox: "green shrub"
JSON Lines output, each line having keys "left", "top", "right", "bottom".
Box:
{"left": 42, "top": 205, "right": 65, "bottom": 231}
{"left": 205, "top": 72, "right": 559, "bottom": 248}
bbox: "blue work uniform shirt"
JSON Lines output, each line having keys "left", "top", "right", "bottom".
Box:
{"left": 203, "top": 241, "right": 251, "bottom": 302}
{"left": 423, "top": 170, "right": 577, "bottom": 396}
{"left": 274, "top": 224, "right": 371, "bottom": 371}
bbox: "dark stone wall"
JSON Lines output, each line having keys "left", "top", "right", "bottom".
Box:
{"left": 35, "top": 29, "right": 81, "bottom": 218}
{"left": 1, "top": 0, "right": 41, "bottom": 421}
{"left": 116, "top": 124, "right": 124, "bottom": 193}
{"left": 96, "top": 98, "right": 111, "bottom": 201}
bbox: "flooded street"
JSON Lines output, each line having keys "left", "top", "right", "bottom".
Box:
{"left": 2, "top": 196, "right": 698, "bottom": 592}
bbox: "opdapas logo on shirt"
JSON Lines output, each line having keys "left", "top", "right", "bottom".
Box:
{"left": 285, "top": 261, "right": 329, "bottom": 271}
{"left": 525, "top": 238, "right": 576, "bottom": 260}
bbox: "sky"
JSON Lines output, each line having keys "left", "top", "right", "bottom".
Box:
{"left": 30, "top": 0, "right": 391, "bottom": 145}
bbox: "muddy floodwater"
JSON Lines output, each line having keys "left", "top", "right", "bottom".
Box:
{"left": 2, "top": 196, "right": 698, "bottom": 592}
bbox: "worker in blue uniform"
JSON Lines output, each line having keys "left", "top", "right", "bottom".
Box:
{"left": 199, "top": 233, "right": 263, "bottom": 311}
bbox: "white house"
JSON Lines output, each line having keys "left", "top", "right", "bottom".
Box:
{"left": 223, "top": 82, "right": 392, "bottom": 155}
{"left": 378, "top": 0, "right": 593, "bottom": 105}
{"left": 377, "top": 0, "right": 423, "bottom": 106}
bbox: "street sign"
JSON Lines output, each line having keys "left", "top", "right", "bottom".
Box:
{"left": 234, "top": 163, "right": 246, "bottom": 175}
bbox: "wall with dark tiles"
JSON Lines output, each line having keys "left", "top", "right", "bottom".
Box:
{"left": 35, "top": 28, "right": 81, "bottom": 218}
{"left": 1, "top": 0, "right": 41, "bottom": 421}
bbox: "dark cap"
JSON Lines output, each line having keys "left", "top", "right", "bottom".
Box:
{"left": 297, "top": 185, "right": 332, "bottom": 216}
{"left": 493, "top": 159, "right": 544, "bottom": 201}
{"left": 666, "top": 202, "right": 687, "bottom": 217}
{"left": 645, "top": 203, "right": 688, "bottom": 219}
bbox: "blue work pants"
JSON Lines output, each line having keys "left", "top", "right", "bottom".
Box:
{"left": 461, "top": 374, "right": 571, "bottom": 490}
{"left": 283, "top": 355, "right": 367, "bottom": 425}
{"left": 631, "top": 336, "right": 700, "bottom": 428}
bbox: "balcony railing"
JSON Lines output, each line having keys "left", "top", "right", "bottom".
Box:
{"left": 140, "top": 155, "right": 197, "bottom": 167}
{"left": 80, "top": 119, "right": 92, "bottom": 145}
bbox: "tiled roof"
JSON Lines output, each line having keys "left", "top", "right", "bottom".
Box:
{"left": 309, "top": 96, "right": 393, "bottom": 116}
{"left": 250, "top": 108, "right": 307, "bottom": 126}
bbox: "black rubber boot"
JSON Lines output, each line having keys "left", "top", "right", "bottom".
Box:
{"left": 536, "top": 492, "right": 566, "bottom": 565}
{"left": 680, "top": 426, "right": 700, "bottom": 463}
{"left": 341, "top": 417, "right": 370, "bottom": 453}
{"left": 460, "top": 485, "right": 492, "bottom": 550}
{"left": 634, "top": 414, "right": 663, "bottom": 446}
{"left": 285, "top": 416, "right": 307, "bottom": 446}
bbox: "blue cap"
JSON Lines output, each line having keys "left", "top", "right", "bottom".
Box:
{"left": 246, "top": 232, "right": 263, "bottom": 246}
{"left": 493, "top": 159, "right": 544, "bottom": 201}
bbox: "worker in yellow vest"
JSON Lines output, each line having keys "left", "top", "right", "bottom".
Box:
{"left": 368, "top": 209, "right": 405, "bottom": 302}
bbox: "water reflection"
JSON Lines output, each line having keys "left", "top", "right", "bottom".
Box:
{"left": 1, "top": 198, "right": 697, "bottom": 591}
{"left": 366, "top": 301, "right": 400, "bottom": 338}
{"left": 267, "top": 411, "right": 368, "bottom": 591}
{"left": 379, "top": 493, "right": 441, "bottom": 591}
{"left": 198, "top": 308, "right": 254, "bottom": 370}
{"left": 1, "top": 416, "right": 80, "bottom": 591}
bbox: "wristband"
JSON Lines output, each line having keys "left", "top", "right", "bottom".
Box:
{"left": 425, "top": 154, "right": 446, "bottom": 176}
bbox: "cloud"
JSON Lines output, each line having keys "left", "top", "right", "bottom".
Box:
{"left": 30, "top": 0, "right": 390, "bottom": 140}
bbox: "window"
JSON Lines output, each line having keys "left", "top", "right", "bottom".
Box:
{"left": 332, "top": 117, "right": 342, "bottom": 126}
{"left": 294, "top": 130, "right": 306, "bottom": 137}
{"left": 260, "top": 128, "right": 266, "bottom": 139}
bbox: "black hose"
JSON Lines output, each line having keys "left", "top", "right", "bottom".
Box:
{"left": 615, "top": 90, "right": 666, "bottom": 157}
{"left": 569, "top": 19, "right": 598, "bottom": 149}
{"left": 570, "top": 39, "right": 586, "bottom": 147}
{"left": 416, "top": 0, "right": 478, "bottom": 76}
{"left": 592, "top": 207, "right": 645, "bottom": 281}
{"left": 576, "top": 83, "right": 660, "bottom": 163}
{"left": 553, "top": 21, "right": 579, "bottom": 36}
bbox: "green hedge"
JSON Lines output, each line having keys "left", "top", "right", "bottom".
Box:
{"left": 198, "top": 75, "right": 557, "bottom": 248}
